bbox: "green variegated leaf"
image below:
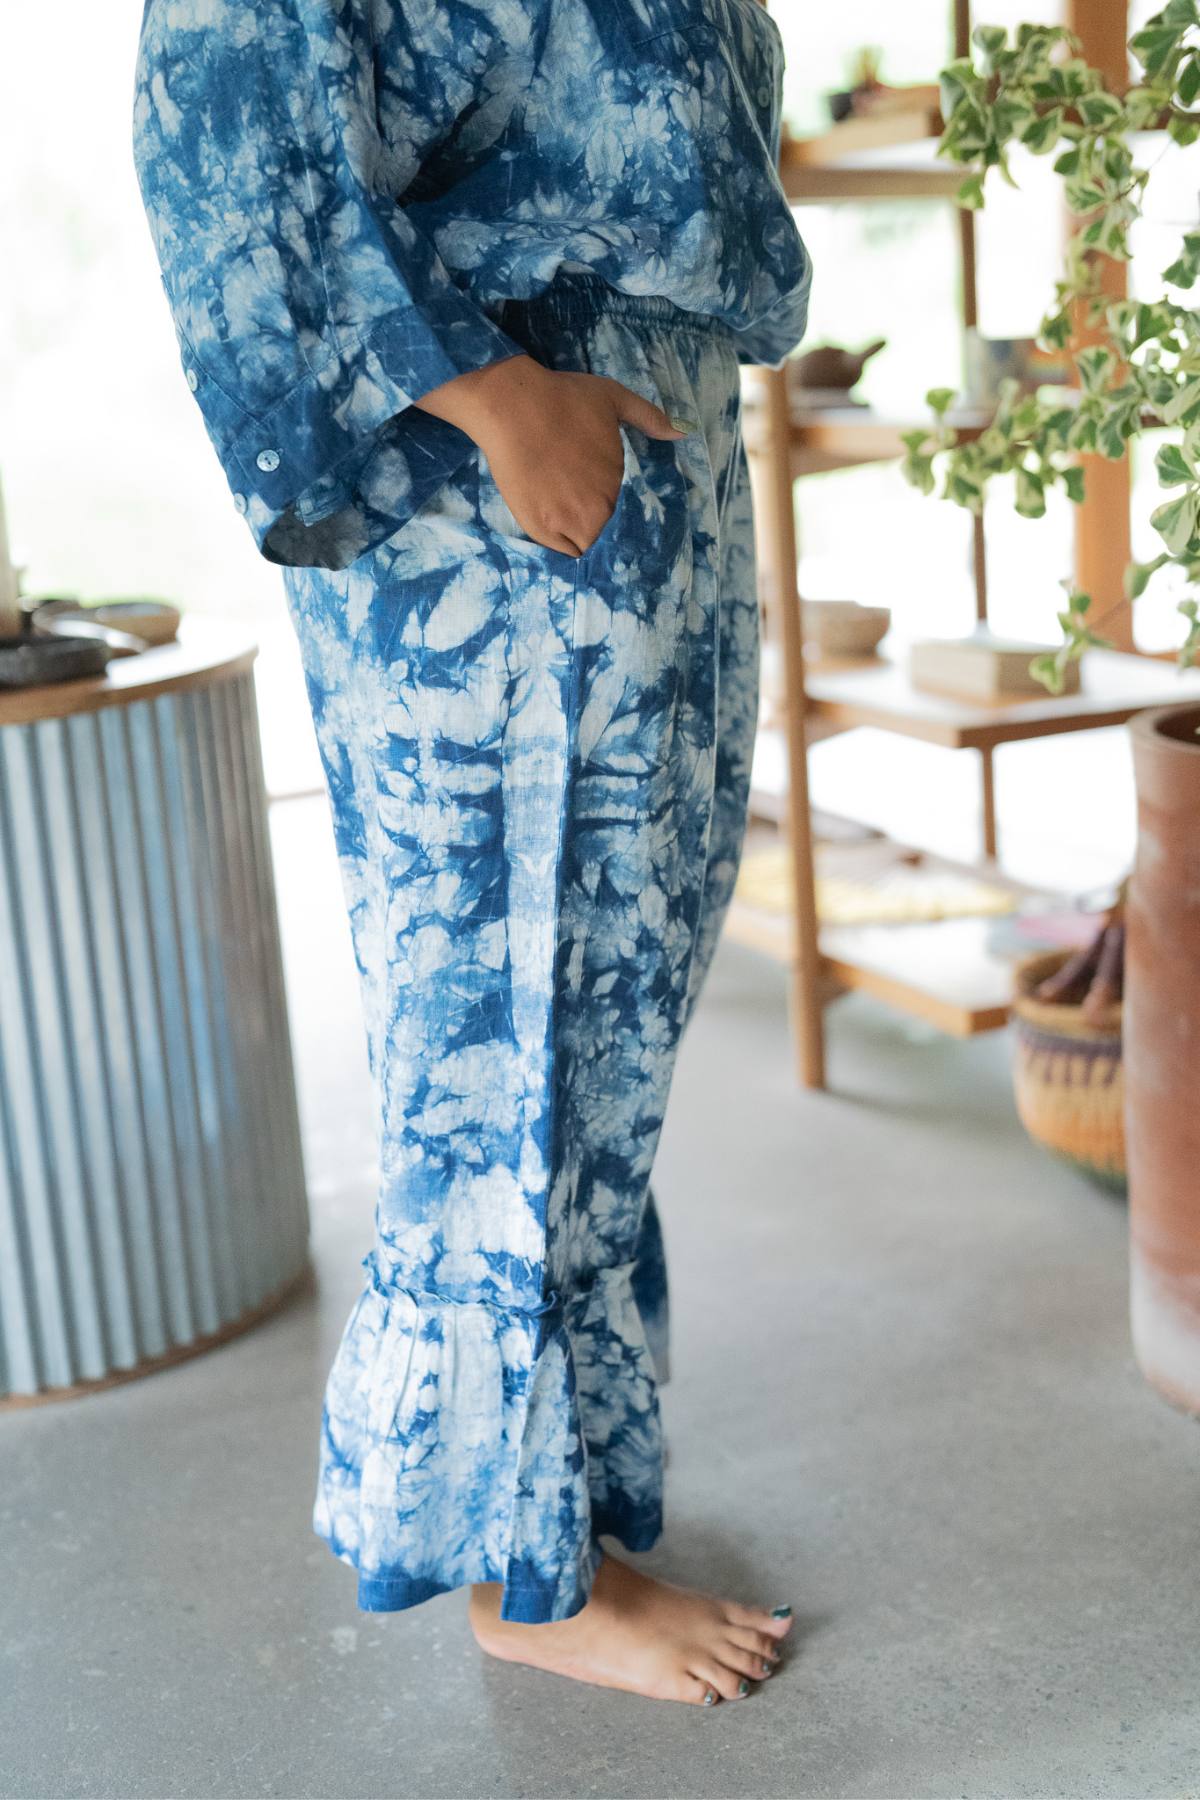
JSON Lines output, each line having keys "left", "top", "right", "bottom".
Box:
{"left": 1179, "top": 50, "right": 1200, "bottom": 106}
{"left": 1132, "top": 302, "right": 1176, "bottom": 346}
{"left": 1152, "top": 489, "right": 1200, "bottom": 554}
{"left": 1131, "top": 24, "right": 1183, "bottom": 80}
{"left": 1077, "top": 346, "right": 1115, "bottom": 392}
{"left": 1077, "top": 91, "right": 1124, "bottom": 127}
{"left": 1156, "top": 441, "right": 1193, "bottom": 485}
{"left": 1165, "top": 377, "right": 1200, "bottom": 424}
{"left": 1126, "top": 553, "right": 1170, "bottom": 598}
{"left": 1068, "top": 414, "right": 1099, "bottom": 453}
{"left": 919, "top": 8, "right": 1200, "bottom": 659}
{"left": 1062, "top": 464, "right": 1087, "bottom": 503}
{"left": 1163, "top": 233, "right": 1200, "bottom": 288}
{"left": 974, "top": 23, "right": 1006, "bottom": 47}
{"left": 946, "top": 467, "right": 983, "bottom": 509}
{"left": 1029, "top": 651, "right": 1065, "bottom": 693}
{"left": 902, "top": 454, "right": 937, "bottom": 497}
{"left": 1097, "top": 410, "right": 1132, "bottom": 459}
{"left": 1041, "top": 408, "right": 1077, "bottom": 447}
{"left": 1021, "top": 111, "right": 1062, "bottom": 154}
{"left": 1038, "top": 310, "right": 1072, "bottom": 351}
{"left": 1066, "top": 181, "right": 1108, "bottom": 212}
{"left": 1015, "top": 466, "right": 1047, "bottom": 516}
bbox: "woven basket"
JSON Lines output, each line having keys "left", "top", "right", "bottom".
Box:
{"left": 1011, "top": 949, "right": 1126, "bottom": 1195}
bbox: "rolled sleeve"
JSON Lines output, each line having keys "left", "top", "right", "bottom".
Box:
{"left": 134, "top": 0, "right": 527, "bottom": 569}
{"left": 183, "top": 294, "right": 524, "bottom": 567}
{"left": 733, "top": 245, "right": 814, "bottom": 370}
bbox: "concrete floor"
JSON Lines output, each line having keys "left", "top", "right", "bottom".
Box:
{"left": 4, "top": 792, "right": 1200, "bottom": 1800}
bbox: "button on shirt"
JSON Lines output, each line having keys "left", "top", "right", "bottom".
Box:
{"left": 132, "top": 0, "right": 813, "bottom": 571}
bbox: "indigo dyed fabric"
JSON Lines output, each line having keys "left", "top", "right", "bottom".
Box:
{"left": 132, "top": 1, "right": 813, "bottom": 1624}
{"left": 132, "top": 0, "right": 812, "bottom": 569}
{"left": 285, "top": 279, "right": 764, "bottom": 1620}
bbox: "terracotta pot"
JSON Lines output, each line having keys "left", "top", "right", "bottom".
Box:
{"left": 1127, "top": 703, "right": 1200, "bottom": 1416}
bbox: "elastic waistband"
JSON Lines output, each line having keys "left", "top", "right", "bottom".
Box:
{"left": 494, "top": 271, "right": 737, "bottom": 343}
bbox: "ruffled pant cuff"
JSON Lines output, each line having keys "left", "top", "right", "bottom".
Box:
{"left": 312, "top": 1251, "right": 665, "bottom": 1623}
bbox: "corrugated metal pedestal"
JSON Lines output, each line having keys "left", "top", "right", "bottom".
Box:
{"left": 0, "top": 622, "right": 310, "bottom": 1402}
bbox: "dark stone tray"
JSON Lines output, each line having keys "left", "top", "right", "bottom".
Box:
{"left": 0, "top": 634, "right": 111, "bottom": 690}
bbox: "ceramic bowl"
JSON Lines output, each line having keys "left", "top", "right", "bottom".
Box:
{"left": 32, "top": 597, "right": 181, "bottom": 646}
{"left": 802, "top": 600, "right": 891, "bottom": 658}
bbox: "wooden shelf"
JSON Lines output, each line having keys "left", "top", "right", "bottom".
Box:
{"left": 746, "top": 646, "right": 1200, "bottom": 994}
{"left": 740, "top": 392, "right": 1167, "bottom": 478}
{"left": 726, "top": 826, "right": 1051, "bottom": 1037}
{"left": 726, "top": 896, "right": 1016, "bottom": 1035}
{"left": 742, "top": 405, "right": 991, "bottom": 474}
{"left": 785, "top": 105, "right": 944, "bottom": 165}
{"left": 780, "top": 106, "right": 961, "bottom": 204}
{"left": 784, "top": 163, "right": 964, "bottom": 204}
{"left": 799, "top": 646, "right": 1200, "bottom": 750}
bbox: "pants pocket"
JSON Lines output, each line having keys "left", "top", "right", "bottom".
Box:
{"left": 474, "top": 426, "right": 636, "bottom": 571}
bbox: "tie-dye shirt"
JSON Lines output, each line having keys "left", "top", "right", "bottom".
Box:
{"left": 132, "top": 0, "right": 812, "bottom": 569}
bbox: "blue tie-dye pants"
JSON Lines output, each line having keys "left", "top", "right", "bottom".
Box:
{"left": 282, "top": 275, "right": 759, "bottom": 1623}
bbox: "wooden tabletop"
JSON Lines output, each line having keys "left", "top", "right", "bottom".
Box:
{"left": 0, "top": 617, "right": 258, "bottom": 728}
{"left": 802, "top": 646, "right": 1200, "bottom": 750}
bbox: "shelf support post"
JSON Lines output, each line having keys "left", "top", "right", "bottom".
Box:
{"left": 755, "top": 364, "right": 828, "bottom": 1089}
{"left": 979, "top": 744, "right": 998, "bottom": 862}
{"left": 1067, "top": 0, "right": 1135, "bottom": 651}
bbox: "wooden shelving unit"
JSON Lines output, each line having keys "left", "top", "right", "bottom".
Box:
{"left": 738, "top": 0, "right": 1174, "bottom": 1088}
{"left": 741, "top": 403, "right": 991, "bottom": 477}
{"left": 796, "top": 647, "right": 1200, "bottom": 751}
{"left": 786, "top": 104, "right": 944, "bottom": 165}
{"left": 779, "top": 104, "right": 965, "bottom": 203}
{"left": 747, "top": 645, "right": 1200, "bottom": 861}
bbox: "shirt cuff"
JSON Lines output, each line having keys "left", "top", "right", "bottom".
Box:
{"left": 185, "top": 295, "right": 528, "bottom": 568}
{"left": 733, "top": 255, "right": 814, "bottom": 369}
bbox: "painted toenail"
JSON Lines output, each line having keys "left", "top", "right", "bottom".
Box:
{"left": 771, "top": 1605, "right": 792, "bottom": 1618}
{"left": 703, "top": 1688, "right": 718, "bottom": 1706}
{"left": 738, "top": 1678, "right": 750, "bottom": 1696}
{"left": 761, "top": 1659, "right": 773, "bottom": 1675}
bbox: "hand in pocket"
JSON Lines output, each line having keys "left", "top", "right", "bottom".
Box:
{"left": 416, "top": 354, "right": 697, "bottom": 557}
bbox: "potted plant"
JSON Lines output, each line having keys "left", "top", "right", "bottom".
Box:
{"left": 900, "top": 5, "right": 1200, "bottom": 1414}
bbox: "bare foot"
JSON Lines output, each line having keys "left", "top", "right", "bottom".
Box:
{"left": 469, "top": 1553, "right": 794, "bottom": 1705}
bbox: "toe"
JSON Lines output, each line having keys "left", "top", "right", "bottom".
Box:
{"left": 726, "top": 1624, "right": 783, "bottom": 1664}
{"left": 692, "top": 1659, "right": 749, "bottom": 1703}
{"left": 719, "top": 1648, "right": 773, "bottom": 1684}
{"left": 721, "top": 1639, "right": 776, "bottom": 1683}
{"left": 677, "top": 1672, "right": 722, "bottom": 1707}
{"left": 724, "top": 1600, "right": 795, "bottom": 1642}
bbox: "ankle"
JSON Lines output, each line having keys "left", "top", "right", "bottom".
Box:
{"left": 467, "top": 1586, "right": 504, "bottom": 1649}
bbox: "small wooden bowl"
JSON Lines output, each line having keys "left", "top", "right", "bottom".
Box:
{"left": 802, "top": 600, "right": 891, "bottom": 658}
